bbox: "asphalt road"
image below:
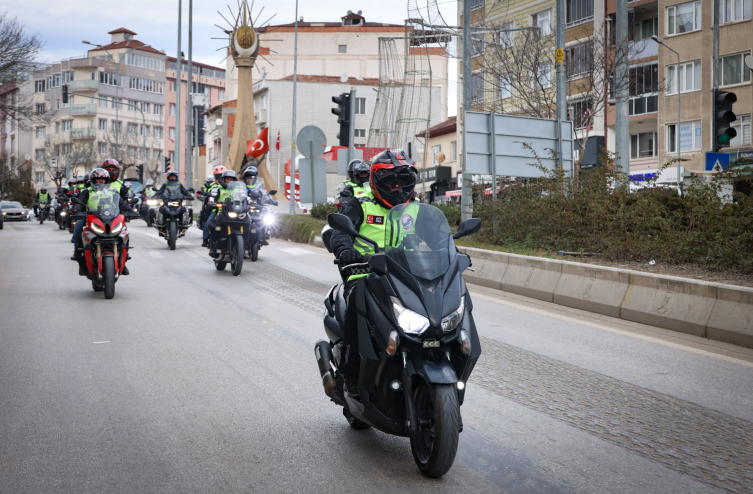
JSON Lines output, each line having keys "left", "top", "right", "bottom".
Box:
{"left": 1, "top": 219, "right": 752, "bottom": 493}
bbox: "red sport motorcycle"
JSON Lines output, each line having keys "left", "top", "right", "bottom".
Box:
{"left": 78, "top": 184, "right": 131, "bottom": 299}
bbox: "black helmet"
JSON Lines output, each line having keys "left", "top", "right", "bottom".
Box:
{"left": 84, "top": 173, "right": 91, "bottom": 187}
{"left": 369, "top": 150, "right": 417, "bottom": 208}
{"left": 90, "top": 168, "right": 111, "bottom": 185}
{"left": 348, "top": 159, "right": 370, "bottom": 186}
{"left": 166, "top": 170, "right": 178, "bottom": 181}
{"left": 220, "top": 170, "right": 237, "bottom": 188}
{"left": 242, "top": 166, "right": 259, "bottom": 187}
{"left": 68, "top": 177, "right": 76, "bottom": 186}
{"left": 76, "top": 176, "right": 84, "bottom": 184}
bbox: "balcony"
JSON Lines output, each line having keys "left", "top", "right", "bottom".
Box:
{"left": 68, "top": 79, "right": 99, "bottom": 92}
{"left": 630, "top": 39, "right": 658, "bottom": 61}
{"left": 70, "top": 128, "right": 97, "bottom": 140}
{"left": 70, "top": 103, "right": 96, "bottom": 116}
{"left": 628, "top": 94, "right": 658, "bottom": 116}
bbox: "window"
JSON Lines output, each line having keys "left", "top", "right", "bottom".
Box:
{"left": 141, "top": 102, "right": 150, "bottom": 114}
{"left": 153, "top": 104, "right": 164, "bottom": 116}
{"left": 532, "top": 9, "right": 553, "bottom": 36}
{"left": 99, "top": 96, "right": 108, "bottom": 107}
{"left": 628, "top": 63, "right": 658, "bottom": 116}
{"left": 35, "top": 103, "right": 46, "bottom": 115}
{"left": 170, "top": 81, "right": 177, "bottom": 92}
{"left": 99, "top": 142, "right": 107, "bottom": 155}
{"left": 469, "top": 0, "right": 483, "bottom": 11}
{"left": 431, "top": 145, "right": 442, "bottom": 165}
{"left": 61, "top": 143, "right": 71, "bottom": 155}
{"left": 128, "top": 146, "right": 136, "bottom": 158}
{"left": 112, "top": 121, "right": 122, "bottom": 133}
{"left": 569, "top": 99, "right": 593, "bottom": 129}
{"left": 261, "top": 95, "right": 267, "bottom": 110}
{"left": 720, "top": 0, "right": 752, "bottom": 23}
{"left": 451, "top": 141, "right": 457, "bottom": 161}
{"left": 56, "top": 99, "right": 60, "bottom": 110}
{"left": 354, "top": 129, "right": 366, "bottom": 139}
{"left": 55, "top": 122, "right": 60, "bottom": 133}
{"left": 123, "top": 52, "right": 165, "bottom": 71}
{"left": 630, "top": 132, "right": 657, "bottom": 159}
{"left": 35, "top": 80, "right": 45, "bottom": 93}
{"left": 667, "top": 1, "right": 701, "bottom": 35}
{"left": 532, "top": 63, "right": 553, "bottom": 88}
{"left": 54, "top": 145, "right": 60, "bottom": 156}
{"left": 219, "top": 89, "right": 226, "bottom": 101}
{"left": 471, "top": 73, "right": 485, "bottom": 104}
{"left": 35, "top": 172, "right": 45, "bottom": 183}
{"left": 567, "top": 42, "right": 593, "bottom": 79}
{"left": 338, "top": 45, "right": 347, "bottom": 53}
{"left": 471, "top": 33, "right": 486, "bottom": 57}
{"left": 62, "top": 120, "right": 71, "bottom": 131}
{"left": 153, "top": 126, "right": 164, "bottom": 139}
{"left": 498, "top": 75, "right": 512, "bottom": 99}
{"left": 731, "top": 115, "right": 751, "bottom": 147}
{"left": 667, "top": 60, "right": 701, "bottom": 94}
{"left": 35, "top": 150, "right": 45, "bottom": 161}
{"left": 63, "top": 96, "right": 71, "bottom": 108}
{"left": 169, "top": 127, "right": 176, "bottom": 140}
{"left": 170, "top": 103, "right": 176, "bottom": 116}
{"left": 50, "top": 73, "right": 61, "bottom": 88}
{"left": 35, "top": 127, "right": 45, "bottom": 138}
{"left": 98, "top": 119, "right": 107, "bottom": 131}
{"left": 169, "top": 151, "right": 175, "bottom": 162}
{"left": 127, "top": 123, "right": 138, "bottom": 135}
{"left": 128, "top": 101, "right": 137, "bottom": 112}
{"left": 62, "top": 71, "right": 73, "bottom": 84}
{"left": 112, "top": 98, "right": 122, "bottom": 110}
{"left": 719, "top": 53, "right": 752, "bottom": 86}
{"left": 567, "top": 0, "right": 594, "bottom": 25}
{"left": 99, "top": 72, "right": 121, "bottom": 86}
{"left": 498, "top": 21, "right": 515, "bottom": 48}
{"left": 129, "top": 77, "right": 165, "bottom": 94}
{"left": 140, "top": 124, "right": 150, "bottom": 136}
{"left": 667, "top": 120, "right": 702, "bottom": 153}
{"left": 355, "top": 97, "right": 366, "bottom": 115}
{"left": 633, "top": 18, "right": 658, "bottom": 41}
{"left": 153, "top": 149, "right": 163, "bottom": 161}
{"left": 111, "top": 144, "right": 119, "bottom": 155}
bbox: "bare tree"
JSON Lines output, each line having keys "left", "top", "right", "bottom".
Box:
{"left": 37, "top": 133, "right": 99, "bottom": 187}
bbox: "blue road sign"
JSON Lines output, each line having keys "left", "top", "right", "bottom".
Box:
{"left": 706, "top": 152, "right": 730, "bottom": 171}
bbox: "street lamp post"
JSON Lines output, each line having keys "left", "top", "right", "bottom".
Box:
{"left": 651, "top": 35, "right": 682, "bottom": 195}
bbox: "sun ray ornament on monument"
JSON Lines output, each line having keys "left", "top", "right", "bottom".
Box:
{"left": 216, "top": 0, "right": 280, "bottom": 195}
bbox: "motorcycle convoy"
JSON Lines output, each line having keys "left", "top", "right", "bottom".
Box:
{"left": 40, "top": 152, "right": 482, "bottom": 478}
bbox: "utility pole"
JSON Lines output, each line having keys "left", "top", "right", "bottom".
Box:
{"left": 556, "top": 0, "right": 566, "bottom": 177}
{"left": 348, "top": 89, "right": 356, "bottom": 163}
{"left": 713, "top": 0, "right": 720, "bottom": 91}
{"left": 460, "top": 0, "right": 472, "bottom": 221}
{"left": 614, "top": 0, "right": 629, "bottom": 184}
{"left": 288, "top": 0, "right": 299, "bottom": 216}
{"left": 175, "top": 0, "right": 182, "bottom": 177}
{"left": 186, "top": 0, "right": 193, "bottom": 188}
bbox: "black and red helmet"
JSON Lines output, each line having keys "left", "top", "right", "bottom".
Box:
{"left": 102, "top": 159, "right": 121, "bottom": 181}
{"left": 90, "top": 168, "right": 111, "bottom": 185}
{"left": 369, "top": 150, "right": 417, "bottom": 209}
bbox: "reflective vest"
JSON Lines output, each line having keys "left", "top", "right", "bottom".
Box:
{"left": 165, "top": 183, "right": 182, "bottom": 197}
{"left": 86, "top": 184, "right": 119, "bottom": 212}
{"left": 144, "top": 187, "right": 155, "bottom": 198}
{"left": 38, "top": 192, "right": 50, "bottom": 203}
{"left": 352, "top": 184, "right": 371, "bottom": 200}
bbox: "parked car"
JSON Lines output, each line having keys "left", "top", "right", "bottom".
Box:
{"left": 0, "top": 201, "right": 30, "bottom": 222}
{"left": 0, "top": 202, "right": 3, "bottom": 229}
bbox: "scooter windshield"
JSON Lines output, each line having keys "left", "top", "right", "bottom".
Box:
{"left": 88, "top": 184, "right": 121, "bottom": 219}
{"left": 384, "top": 202, "right": 456, "bottom": 280}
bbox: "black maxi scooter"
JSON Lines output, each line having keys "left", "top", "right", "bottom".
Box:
{"left": 315, "top": 203, "right": 482, "bottom": 478}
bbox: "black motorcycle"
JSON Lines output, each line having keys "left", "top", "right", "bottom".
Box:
{"left": 56, "top": 197, "right": 71, "bottom": 230}
{"left": 316, "top": 203, "right": 482, "bottom": 478}
{"left": 208, "top": 182, "right": 251, "bottom": 276}
{"left": 153, "top": 187, "right": 194, "bottom": 250}
{"left": 245, "top": 188, "right": 278, "bottom": 262}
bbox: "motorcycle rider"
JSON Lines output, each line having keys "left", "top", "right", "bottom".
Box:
{"left": 329, "top": 150, "right": 419, "bottom": 397}
{"left": 154, "top": 170, "right": 191, "bottom": 198}
{"left": 101, "top": 159, "right": 129, "bottom": 201}
{"left": 335, "top": 159, "right": 372, "bottom": 211}
{"left": 242, "top": 166, "right": 278, "bottom": 206}
{"left": 143, "top": 179, "right": 156, "bottom": 197}
{"left": 72, "top": 168, "right": 134, "bottom": 276}
{"left": 33, "top": 186, "right": 51, "bottom": 218}
{"left": 201, "top": 166, "right": 227, "bottom": 247}
{"left": 203, "top": 169, "right": 238, "bottom": 247}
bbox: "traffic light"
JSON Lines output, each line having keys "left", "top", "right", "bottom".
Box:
{"left": 332, "top": 92, "right": 351, "bottom": 147}
{"left": 62, "top": 84, "right": 69, "bottom": 104}
{"left": 713, "top": 89, "right": 737, "bottom": 151}
{"left": 164, "top": 157, "right": 171, "bottom": 172}
{"left": 136, "top": 164, "right": 144, "bottom": 182}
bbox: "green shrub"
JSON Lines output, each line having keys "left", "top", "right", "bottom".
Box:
{"left": 274, "top": 214, "right": 327, "bottom": 243}
{"left": 433, "top": 202, "right": 461, "bottom": 226}
{"left": 310, "top": 202, "right": 338, "bottom": 220}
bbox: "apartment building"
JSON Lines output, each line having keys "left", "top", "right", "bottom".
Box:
{"left": 164, "top": 57, "right": 226, "bottom": 185}
{"left": 30, "top": 29, "right": 168, "bottom": 189}
{"left": 605, "top": 0, "right": 752, "bottom": 182}
{"left": 1, "top": 81, "right": 35, "bottom": 186}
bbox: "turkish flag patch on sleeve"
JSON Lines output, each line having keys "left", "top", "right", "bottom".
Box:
{"left": 366, "top": 215, "right": 384, "bottom": 225}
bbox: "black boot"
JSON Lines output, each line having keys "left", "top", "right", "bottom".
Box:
{"left": 121, "top": 266, "right": 130, "bottom": 275}
{"left": 344, "top": 376, "right": 360, "bottom": 400}
{"left": 201, "top": 240, "right": 208, "bottom": 247}
{"left": 78, "top": 264, "right": 87, "bottom": 276}
{"left": 71, "top": 255, "right": 77, "bottom": 261}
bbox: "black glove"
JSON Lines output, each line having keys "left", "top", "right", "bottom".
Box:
{"left": 338, "top": 249, "right": 363, "bottom": 266}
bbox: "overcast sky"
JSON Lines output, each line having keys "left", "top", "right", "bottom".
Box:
{"left": 4, "top": 0, "right": 459, "bottom": 115}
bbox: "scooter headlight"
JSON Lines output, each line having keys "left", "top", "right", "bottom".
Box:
{"left": 441, "top": 298, "right": 465, "bottom": 332}
{"left": 227, "top": 212, "right": 238, "bottom": 218}
{"left": 111, "top": 222, "right": 123, "bottom": 235}
{"left": 390, "top": 296, "right": 430, "bottom": 335}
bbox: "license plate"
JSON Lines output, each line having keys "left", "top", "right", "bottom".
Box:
{"left": 422, "top": 340, "right": 440, "bottom": 348}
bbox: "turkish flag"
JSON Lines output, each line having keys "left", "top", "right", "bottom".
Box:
{"left": 246, "top": 128, "right": 269, "bottom": 159}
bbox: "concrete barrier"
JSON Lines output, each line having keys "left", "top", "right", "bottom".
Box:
{"left": 553, "top": 263, "right": 631, "bottom": 318}
{"left": 500, "top": 254, "right": 562, "bottom": 302}
{"left": 456, "top": 247, "right": 508, "bottom": 290}
{"left": 620, "top": 272, "right": 717, "bottom": 338}
{"left": 706, "top": 285, "right": 753, "bottom": 349}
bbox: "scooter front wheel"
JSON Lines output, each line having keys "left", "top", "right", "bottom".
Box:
{"left": 409, "top": 382, "right": 459, "bottom": 478}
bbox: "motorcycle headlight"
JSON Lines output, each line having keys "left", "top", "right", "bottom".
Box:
{"left": 60, "top": 212, "right": 66, "bottom": 216}
{"left": 441, "top": 298, "right": 465, "bottom": 332}
{"left": 111, "top": 222, "right": 123, "bottom": 235}
{"left": 390, "top": 296, "right": 430, "bottom": 335}
{"left": 238, "top": 213, "right": 247, "bottom": 219}
{"left": 227, "top": 212, "right": 238, "bottom": 218}
{"left": 263, "top": 215, "right": 275, "bottom": 226}
{"left": 168, "top": 201, "right": 180, "bottom": 207}
{"left": 90, "top": 223, "right": 105, "bottom": 234}
{"left": 147, "top": 199, "right": 158, "bottom": 206}
{"left": 181, "top": 201, "right": 187, "bottom": 206}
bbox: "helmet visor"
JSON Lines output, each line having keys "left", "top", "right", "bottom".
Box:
{"left": 374, "top": 168, "right": 416, "bottom": 188}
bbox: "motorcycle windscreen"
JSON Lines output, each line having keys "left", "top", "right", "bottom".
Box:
{"left": 164, "top": 183, "right": 184, "bottom": 200}
{"left": 88, "top": 184, "right": 121, "bottom": 219}
{"left": 384, "top": 202, "right": 456, "bottom": 281}
{"left": 225, "top": 181, "right": 249, "bottom": 202}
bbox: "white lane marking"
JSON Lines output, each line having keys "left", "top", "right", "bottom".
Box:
{"left": 149, "top": 251, "right": 164, "bottom": 258}
{"left": 93, "top": 341, "right": 110, "bottom": 344}
{"left": 279, "top": 247, "right": 314, "bottom": 256}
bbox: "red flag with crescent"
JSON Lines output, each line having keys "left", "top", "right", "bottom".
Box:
{"left": 246, "top": 128, "right": 269, "bottom": 159}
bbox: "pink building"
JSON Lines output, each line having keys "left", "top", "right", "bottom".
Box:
{"left": 164, "top": 57, "right": 226, "bottom": 185}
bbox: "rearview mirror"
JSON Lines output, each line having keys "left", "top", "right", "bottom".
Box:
{"left": 269, "top": 189, "right": 277, "bottom": 196}
{"left": 453, "top": 218, "right": 482, "bottom": 239}
{"left": 328, "top": 213, "right": 357, "bottom": 236}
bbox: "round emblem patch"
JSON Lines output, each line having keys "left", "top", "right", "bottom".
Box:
{"left": 104, "top": 211, "right": 110, "bottom": 216}
{"left": 401, "top": 213, "right": 414, "bottom": 231}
